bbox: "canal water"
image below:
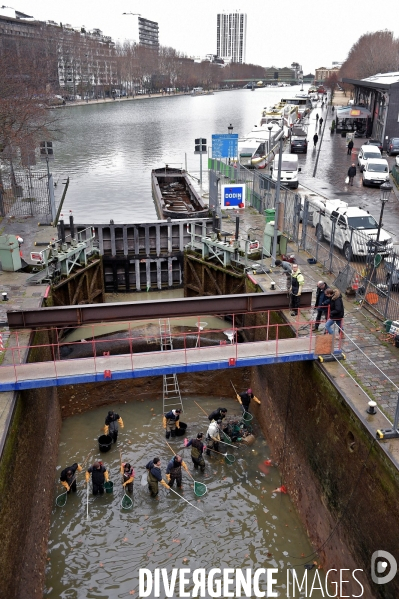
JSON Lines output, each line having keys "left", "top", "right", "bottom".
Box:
{"left": 53, "top": 87, "right": 306, "bottom": 223}
{"left": 46, "top": 397, "right": 326, "bottom": 598}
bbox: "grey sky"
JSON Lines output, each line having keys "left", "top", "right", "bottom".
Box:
{"left": 9, "top": 0, "right": 399, "bottom": 73}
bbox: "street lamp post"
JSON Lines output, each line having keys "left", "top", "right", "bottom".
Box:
{"left": 364, "top": 181, "right": 393, "bottom": 293}
{"left": 227, "top": 123, "right": 233, "bottom": 165}
{"left": 376, "top": 181, "right": 392, "bottom": 246}
{"left": 267, "top": 124, "right": 273, "bottom": 156}
{"left": 271, "top": 130, "right": 284, "bottom": 266}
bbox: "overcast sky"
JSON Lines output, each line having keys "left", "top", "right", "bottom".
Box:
{"left": 7, "top": 0, "right": 399, "bottom": 73}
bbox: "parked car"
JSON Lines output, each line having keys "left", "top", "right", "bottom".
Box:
{"left": 387, "top": 138, "right": 399, "bottom": 156}
{"left": 362, "top": 158, "right": 390, "bottom": 186}
{"left": 364, "top": 138, "right": 383, "bottom": 153}
{"left": 290, "top": 135, "right": 308, "bottom": 154}
{"left": 357, "top": 145, "right": 382, "bottom": 171}
{"left": 384, "top": 255, "right": 399, "bottom": 289}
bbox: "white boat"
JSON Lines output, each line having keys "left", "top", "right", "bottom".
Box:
{"left": 260, "top": 103, "right": 298, "bottom": 136}
{"left": 279, "top": 95, "right": 312, "bottom": 119}
{"left": 237, "top": 124, "right": 281, "bottom": 169}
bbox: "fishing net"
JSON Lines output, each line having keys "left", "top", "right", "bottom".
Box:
{"left": 242, "top": 412, "right": 253, "bottom": 423}
{"left": 121, "top": 493, "right": 133, "bottom": 510}
{"left": 224, "top": 454, "right": 235, "bottom": 465}
{"left": 221, "top": 430, "right": 232, "bottom": 443}
{"left": 56, "top": 492, "right": 67, "bottom": 508}
{"left": 193, "top": 481, "right": 207, "bottom": 497}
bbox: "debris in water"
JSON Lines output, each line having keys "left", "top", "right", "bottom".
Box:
{"left": 273, "top": 485, "right": 287, "bottom": 494}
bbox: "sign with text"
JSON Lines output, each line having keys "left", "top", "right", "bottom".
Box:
{"left": 212, "top": 134, "right": 238, "bottom": 158}
{"left": 221, "top": 184, "right": 245, "bottom": 209}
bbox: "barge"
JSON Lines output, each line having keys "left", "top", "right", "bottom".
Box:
{"left": 151, "top": 166, "right": 209, "bottom": 219}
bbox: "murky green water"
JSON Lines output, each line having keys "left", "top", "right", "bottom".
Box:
{"left": 46, "top": 396, "right": 326, "bottom": 598}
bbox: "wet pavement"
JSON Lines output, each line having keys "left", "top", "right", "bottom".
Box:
{"left": 295, "top": 93, "right": 399, "bottom": 245}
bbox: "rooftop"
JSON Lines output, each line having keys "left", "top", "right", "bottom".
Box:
{"left": 362, "top": 71, "right": 399, "bottom": 85}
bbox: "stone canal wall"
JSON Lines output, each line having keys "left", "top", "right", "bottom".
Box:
{"left": 252, "top": 360, "right": 399, "bottom": 599}
{"left": 0, "top": 384, "right": 61, "bottom": 599}
{"left": 0, "top": 331, "right": 62, "bottom": 599}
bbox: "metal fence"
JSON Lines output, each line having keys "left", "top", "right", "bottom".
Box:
{"left": 209, "top": 160, "right": 399, "bottom": 323}
{"left": 0, "top": 169, "right": 52, "bottom": 217}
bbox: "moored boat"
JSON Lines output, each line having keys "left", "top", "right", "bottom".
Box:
{"left": 151, "top": 166, "right": 208, "bottom": 219}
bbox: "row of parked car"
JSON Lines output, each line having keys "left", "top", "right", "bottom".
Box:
{"left": 357, "top": 139, "right": 399, "bottom": 186}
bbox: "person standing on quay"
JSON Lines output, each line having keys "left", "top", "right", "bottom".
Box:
{"left": 313, "top": 132, "right": 319, "bottom": 148}
{"left": 347, "top": 163, "right": 357, "bottom": 186}
{"left": 313, "top": 281, "right": 331, "bottom": 331}
{"left": 324, "top": 288, "right": 345, "bottom": 336}
{"left": 319, "top": 117, "right": 324, "bottom": 128}
{"left": 347, "top": 139, "right": 354, "bottom": 155}
{"left": 290, "top": 264, "right": 304, "bottom": 316}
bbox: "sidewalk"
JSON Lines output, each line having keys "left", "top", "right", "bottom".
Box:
{"left": 56, "top": 90, "right": 191, "bottom": 109}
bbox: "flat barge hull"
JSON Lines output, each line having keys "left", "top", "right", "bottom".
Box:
{"left": 151, "top": 167, "right": 208, "bottom": 220}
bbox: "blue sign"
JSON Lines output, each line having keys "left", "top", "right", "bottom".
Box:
{"left": 221, "top": 184, "right": 245, "bottom": 209}
{"left": 212, "top": 134, "right": 238, "bottom": 158}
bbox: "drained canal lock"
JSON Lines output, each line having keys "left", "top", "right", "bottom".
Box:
{"left": 46, "top": 397, "right": 327, "bottom": 598}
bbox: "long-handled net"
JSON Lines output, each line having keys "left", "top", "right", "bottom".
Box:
{"left": 121, "top": 492, "right": 133, "bottom": 510}
{"left": 55, "top": 491, "right": 68, "bottom": 507}
{"left": 207, "top": 446, "right": 235, "bottom": 464}
{"left": 193, "top": 481, "right": 207, "bottom": 497}
{"left": 242, "top": 411, "right": 253, "bottom": 423}
{"left": 120, "top": 449, "right": 134, "bottom": 509}
{"left": 56, "top": 451, "right": 92, "bottom": 508}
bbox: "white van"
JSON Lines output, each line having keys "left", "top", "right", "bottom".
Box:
{"left": 271, "top": 153, "right": 301, "bottom": 189}
{"left": 362, "top": 158, "right": 390, "bottom": 187}
{"left": 357, "top": 145, "right": 381, "bottom": 171}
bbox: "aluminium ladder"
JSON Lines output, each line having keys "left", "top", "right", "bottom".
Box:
{"left": 159, "top": 319, "right": 184, "bottom": 414}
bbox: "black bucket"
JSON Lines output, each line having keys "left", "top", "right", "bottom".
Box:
{"left": 98, "top": 434, "right": 112, "bottom": 452}
{"left": 175, "top": 422, "right": 187, "bottom": 437}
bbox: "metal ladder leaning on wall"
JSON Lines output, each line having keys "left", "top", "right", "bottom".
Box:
{"left": 159, "top": 319, "right": 184, "bottom": 414}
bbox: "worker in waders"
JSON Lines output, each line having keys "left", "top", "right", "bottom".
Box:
{"left": 186, "top": 433, "right": 206, "bottom": 471}
{"left": 85, "top": 461, "right": 109, "bottom": 495}
{"left": 104, "top": 410, "right": 124, "bottom": 443}
{"left": 60, "top": 462, "right": 82, "bottom": 493}
{"left": 206, "top": 419, "right": 222, "bottom": 455}
{"left": 208, "top": 407, "right": 227, "bottom": 422}
{"left": 237, "top": 388, "right": 261, "bottom": 413}
{"left": 166, "top": 454, "right": 189, "bottom": 488}
{"left": 146, "top": 457, "right": 169, "bottom": 497}
{"left": 121, "top": 462, "right": 135, "bottom": 493}
{"left": 163, "top": 408, "right": 181, "bottom": 439}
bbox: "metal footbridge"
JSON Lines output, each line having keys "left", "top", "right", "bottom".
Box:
{"left": 1, "top": 291, "right": 339, "bottom": 392}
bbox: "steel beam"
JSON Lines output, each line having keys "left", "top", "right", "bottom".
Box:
{"left": 7, "top": 291, "right": 312, "bottom": 329}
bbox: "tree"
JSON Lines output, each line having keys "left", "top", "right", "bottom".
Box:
{"left": 0, "top": 44, "right": 62, "bottom": 165}
{"left": 340, "top": 30, "right": 399, "bottom": 81}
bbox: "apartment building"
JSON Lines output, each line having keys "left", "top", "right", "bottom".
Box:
{"left": 216, "top": 12, "right": 247, "bottom": 64}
